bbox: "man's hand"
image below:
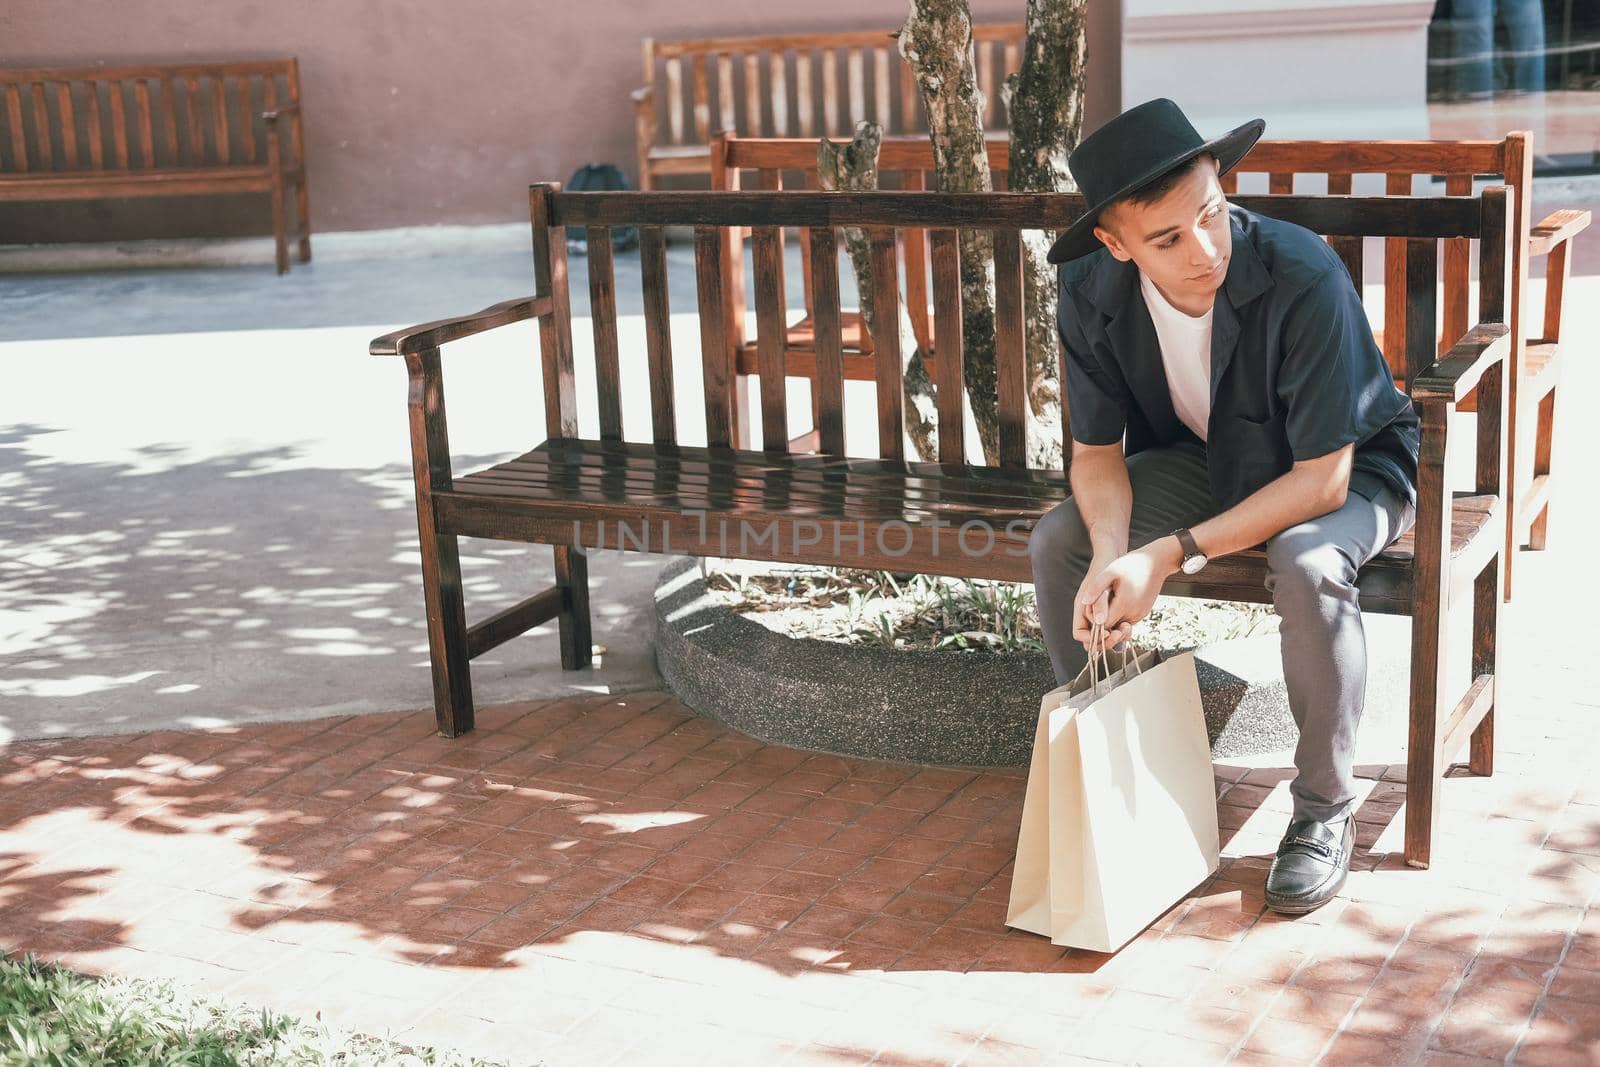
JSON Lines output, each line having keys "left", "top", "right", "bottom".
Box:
{"left": 1073, "top": 538, "right": 1183, "bottom": 651}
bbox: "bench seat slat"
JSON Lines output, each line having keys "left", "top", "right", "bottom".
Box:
{"left": 438, "top": 438, "right": 1497, "bottom": 616}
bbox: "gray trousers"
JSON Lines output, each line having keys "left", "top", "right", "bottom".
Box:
{"left": 1028, "top": 440, "right": 1415, "bottom": 825}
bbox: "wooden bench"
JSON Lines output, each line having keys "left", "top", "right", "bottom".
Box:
{"left": 633, "top": 24, "right": 1022, "bottom": 190}
{"left": 0, "top": 59, "right": 312, "bottom": 274}
{"left": 373, "top": 183, "right": 1512, "bottom": 870}
{"left": 711, "top": 132, "right": 1588, "bottom": 599}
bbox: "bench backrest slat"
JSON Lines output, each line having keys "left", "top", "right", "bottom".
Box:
{"left": 638, "top": 226, "right": 678, "bottom": 445}
{"left": 539, "top": 188, "right": 1498, "bottom": 479}
{"left": 930, "top": 228, "right": 965, "bottom": 464}
{"left": 584, "top": 227, "right": 625, "bottom": 441}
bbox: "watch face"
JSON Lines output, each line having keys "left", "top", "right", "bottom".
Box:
{"left": 1181, "top": 554, "right": 1207, "bottom": 575}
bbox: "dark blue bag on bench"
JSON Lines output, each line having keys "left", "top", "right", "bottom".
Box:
{"left": 564, "top": 163, "right": 639, "bottom": 255}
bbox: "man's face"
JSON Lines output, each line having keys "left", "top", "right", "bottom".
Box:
{"left": 1093, "top": 156, "right": 1232, "bottom": 310}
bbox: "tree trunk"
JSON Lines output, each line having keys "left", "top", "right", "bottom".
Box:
{"left": 898, "top": 0, "right": 999, "bottom": 464}
{"left": 817, "top": 122, "right": 939, "bottom": 459}
{"left": 1004, "top": 0, "right": 1090, "bottom": 470}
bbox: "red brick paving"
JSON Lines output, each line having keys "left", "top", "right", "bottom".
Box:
{"left": 1, "top": 686, "right": 1597, "bottom": 1066}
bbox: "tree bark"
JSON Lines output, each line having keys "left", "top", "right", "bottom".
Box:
{"left": 1004, "top": 0, "right": 1090, "bottom": 470}
{"left": 817, "top": 122, "right": 939, "bottom": 459}
{"left": 898, "top": 0, "right": 999, "bottom": 464}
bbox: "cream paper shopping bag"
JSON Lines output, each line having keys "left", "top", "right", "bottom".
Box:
{"left": 1005, "top": 641, "right": 1219, "bottom": 952}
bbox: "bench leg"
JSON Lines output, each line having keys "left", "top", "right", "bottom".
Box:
{"left": 1404, "top": 592, "right": 1446, "bottom": 870}
{"left": 295, "top": 175, "right": 313, "bottom": 263}
{"left": 1527, "top": 387, "right": 1556, "bottom": 551}
{"left": 420, "top": 528, "right": 474, "bottom": 737}
{"left": 270, "top": 173, "right": 289, "bottom": 275}
{"left": 1470, "top": 558, "right": 1499, "bottom": 777}
{"left": 554, "top": 544, "right": 593, "bottom": 671}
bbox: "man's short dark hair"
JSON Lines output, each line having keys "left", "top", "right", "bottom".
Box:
{"left": 1119, "top": 151, "right": 1218, "bottom": 210}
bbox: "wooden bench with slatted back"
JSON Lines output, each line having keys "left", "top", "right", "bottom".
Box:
{"left": 712, "top": 132, "right": 1588, "bottom": 599}
{"left": 0, "top": 59, "right": 312, "bottom": 273}
{"left": 372, "top": 182, "right": 1513, "bottom": 870}
{"left": 1226, "top": 136, "right": 1588, "bottom": 601}
{"left": 633, "top": 24, "right": 1023, "bottom": 190}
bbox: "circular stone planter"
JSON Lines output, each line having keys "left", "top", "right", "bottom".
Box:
{"left": 653, "top": 558, "right": 1411, "bottom": 768}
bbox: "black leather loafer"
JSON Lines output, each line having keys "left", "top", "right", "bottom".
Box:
{"left": 1264, "top": 816, "right": 1354, "bottom": 915}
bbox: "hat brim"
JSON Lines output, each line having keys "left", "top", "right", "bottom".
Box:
{"left": 1046, "top": 117, "right": 1267, "bottom": 265}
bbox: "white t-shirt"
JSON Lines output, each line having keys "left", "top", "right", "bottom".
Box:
{"left": 1139, "top": 270, "right": 1213, "bottom": 442}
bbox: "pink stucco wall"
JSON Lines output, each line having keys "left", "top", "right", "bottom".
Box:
{"left": 0, "top": 1, "right": 1120, "bottom": 242}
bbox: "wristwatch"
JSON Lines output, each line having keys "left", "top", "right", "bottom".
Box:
{"left": 1174, "top": 528, "right": 1208, "bottom": 575}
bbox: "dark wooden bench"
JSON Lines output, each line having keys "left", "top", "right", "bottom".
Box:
{"left": 713, "top": 131, "right": 1587, "bottom": 599}
{"left": 0, "top": 59, "right": 312, "bottom": 274}
{"left": 372, "top": 184, "right": 1512, "bottom": 869}
{"left": 633, "top": 24, "right": 1022, "bottom": 189}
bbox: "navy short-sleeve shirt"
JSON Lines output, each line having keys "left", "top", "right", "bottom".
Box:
{"left": 1056, "top": 204, "right": 1420, "bottom": 512}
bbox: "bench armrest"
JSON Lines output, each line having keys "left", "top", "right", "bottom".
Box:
{"left": 261, "top": 101, "right": 302, "bottom": 125}
{"left": 1529, "top": 208, "right": 1591, "bottom": 258}
{"left": 369, "top": 295, "right": 549, "bottom": 357}
{"left": 1411, "top": 322, "right": 1510, "bottom": 403}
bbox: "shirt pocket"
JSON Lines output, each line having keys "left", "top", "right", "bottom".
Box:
{"left": 1212, "top": 412, "right": 1293, "bottom": 491}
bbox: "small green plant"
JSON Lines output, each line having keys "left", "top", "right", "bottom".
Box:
{"left": 706, "top": 560, "right": 1278, "bottom": 655}
{"left": 0, "top": 952, "right": 512, "bottom": 1067}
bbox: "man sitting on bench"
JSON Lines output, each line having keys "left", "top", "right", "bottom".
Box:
{"left": 1028, "top": 99, "right": 1421, "bottom": 914}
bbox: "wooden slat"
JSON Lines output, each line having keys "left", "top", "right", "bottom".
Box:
{"left": 30, "top": 83, "right": 52, "bottom": 169}
{"left": 822, "top": 49, "right": 839, "bottom": 135}
{"left": 5, "top": 84, "right": 28, "bottom": 171}
{"left": 743, "top": 53, "right": 762, "bottom": 135}
{"left": 992, "top": 226, "right": 1026, "bottom": 467}
{"left": 751, "top": 225, "right": 790, "bottom": 450}
{"left": 160, "top": 76, "right": 181, "bottom": 164}
{"left": 530, "top": 185, "right": 579, "bottom": 439}
{"left": 235, "top": 74, "right": 254, "bottom": 164}
{"left": 691, "top": 55, "right": 711, "bottom": 143}
{"left": 695, "top": 226, "right": 735, "bottom": 449}
{"left": 847, "top": 48, "right": 865, "bottom": 125}
{"left": 1405, "top": 237, "right": 1439, "bottom": 387}
{"left": 1543, "top": 236, "right": 1569, "bottom": 342}
{"left": 637, "top": 226, "right": 677, "bottom": 445}
{"left": 1383, "top": 171, "right": 1412, "bottom": 380}
{"left": 1218, "top": 169, "right": 1237, "bottom": 195}
{"left": 899, "top": 54, "right": 919, "bottom": 132}
{"left": 717, "top": 54, "right": 736, "bottom": 134}
{"left": 2, "top": 59, "right": 294, "bottom": 84}
{"left": 211, "top": 74, "right": 229, "bottom": 163}
{"left": 586, "top": 226, "right": 624, "bottom": 441}
{"left": 82, "top": 79, "right": 103, "bottom": 169}
{"left": 105, "top": 78, "right": 127, "bottom": 168}
{"left": 133, "top": 78, "right": 153, "bottom": 168}
{"left": 1242, "top": 138, "right": 1503, "bottom": 176}
{"left": 873, "top": 47, "right": 891, "bottom": 123}
{"left": 665, "top": 58, "right": 685, "bottom": 144}
{"left": 901, "top": 171, "right": 934, "bottom": 354}
{"left": 184, "top": 75, "right": 203, "bottom": 164}
{"left": 809, "top": 225, "right": 846, "bottom": 455}
{"left": 869, "top": 227, "right": 905, "bottom": 460}
{"left": 796, "top": 51, "right": 813, "bottom": 135}
{"left": 931, "top": 228, "right": 964, "bottom": 463}
{"left": 55, "top": 82, "right": 78, "bottom": 169}
{"left": 649, "top": 25, "right": 1024, "bottom": 58}
{"left": 1268, "top": 171, "right": 1292, "bottom": 195}
{"left": 769, "top": 52, "right": 788, "bottom": 137}
{"left": 1442, "top": 173, "right": 1473, "bottom": 355}
{"left": 466, "top": 588, "right": 563, "bottom": 660}
{"left": 1325, "top": 172, "right": 1360, "bottom": 286}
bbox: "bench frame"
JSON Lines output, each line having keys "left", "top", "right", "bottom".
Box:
{"left": 0, "top": 58, "right": 312, "bottom": 274}
{"left": 373, "top": 185, "right": 1511, "bottom": 870}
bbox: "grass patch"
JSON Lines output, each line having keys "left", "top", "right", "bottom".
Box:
{"left": 0, "top": 953, "right": 512, "bottom": 1066}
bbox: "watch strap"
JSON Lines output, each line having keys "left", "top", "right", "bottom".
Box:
{"left": 1174, "top": 527, "right": 1203, "bottom": 560}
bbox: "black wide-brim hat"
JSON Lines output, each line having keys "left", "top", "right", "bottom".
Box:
{"left": 1047, "top": 98, "right": 1266, "bottom": 264}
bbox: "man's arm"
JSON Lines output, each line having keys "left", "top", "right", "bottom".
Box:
{"left": 1078, "top": 444, "right": 1354, "bottom": 648}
